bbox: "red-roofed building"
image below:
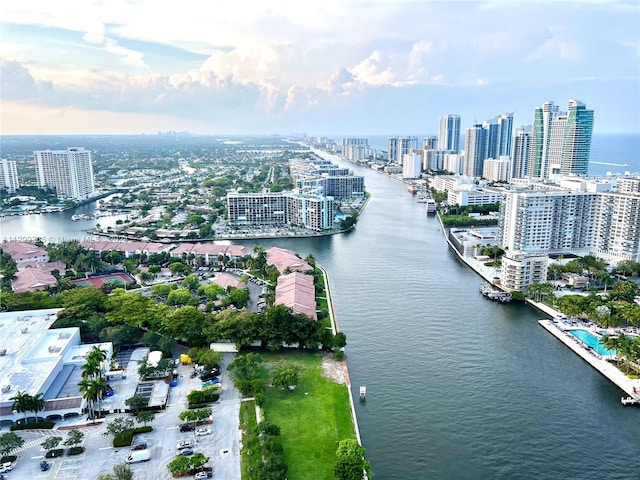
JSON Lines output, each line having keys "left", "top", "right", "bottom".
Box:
{"left": 80, "top": 240, "right": 172, "bottom": 257}
{"left": 274, "top": 272, "right": 317, "bottom": 320}
{"left": 1, "top": 241, "right": 48, "bottom": 264}
{"left": 266, "top": 247, "right": 312, "bottom": 273}
{"left": 12, "top": 268, "right": 57, "bottom": 293}
{"left": 211, "top": 272, "right": 245, "bottom": 290}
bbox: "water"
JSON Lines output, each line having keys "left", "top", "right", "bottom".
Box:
{"left": 569, "top": 330, "right": 616, "bottom": 356}
{"left": 2, "top": 141, "right": 640, "bottom": 478}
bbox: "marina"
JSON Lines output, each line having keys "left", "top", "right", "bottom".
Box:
{"left": 479, "top": 281, "right": 512, "bottom": 302}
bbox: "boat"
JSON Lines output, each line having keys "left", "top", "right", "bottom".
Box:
{"left": 426, "top": 199, "right": 437, "bottom": 214}
{"left": 407, "top": 184, "right": 418, "bottom": 194}
{"left": 480, "top": 282, "right": 512, "bottom": 302}
{"left": 417, "top": 195, "right": 429, "bottom": 203}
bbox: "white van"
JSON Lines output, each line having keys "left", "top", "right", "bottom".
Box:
{"left": 126, "top": 449, "right": 151, "bottom": 463}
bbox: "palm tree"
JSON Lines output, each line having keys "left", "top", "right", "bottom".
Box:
{"left": 10, "top": 391, "right": 32, "bottom": 423}
{"left": 78, "top": 377, "right": 103, "bottom": 422}
{"left": 30, "top": 392, "right": 45, "bottom": 422}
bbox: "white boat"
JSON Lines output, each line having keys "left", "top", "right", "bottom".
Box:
{"left": 426, "top": 199, "right": 437, "bottom": 214}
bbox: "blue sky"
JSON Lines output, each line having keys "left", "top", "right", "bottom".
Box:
{"left": 1, "top": 1, "right": 638, "bottom": 135}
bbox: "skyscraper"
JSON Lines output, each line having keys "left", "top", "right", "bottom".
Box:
{"left": 438, "top": 114, "right": 461, "bottom": 152}
{"left": 0, "top": 159, "right": 20, "bottom": 193}
{"left": 387, "top": 137, "right": 418, "bottom": 163}
{"left": 34, "top": 147, "right": 95, "bottom": 200}
{"left": 527, "top": 100, "right": 593, "bottom": 178}
{"left": 484, "top": 113, "right": 513, "bottom": 160}
{"left": 463, "top": 124, "right": 487, "bottom": 177}
{"left": 511, "top": 125, "right": 532, "bottom": 180}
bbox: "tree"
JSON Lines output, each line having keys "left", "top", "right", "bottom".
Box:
{"left": 166, "top": 455, "right": 193, "bottom": 475}
{"left": 182, "top": 274, "right": 201, "bottom": 291}
{"left": 191, "top": 452, "right": 210, "bottom": 471}
{"left": 202, "top": 283, "right": 224, "bottom": 301}
{"left": 135, "top": 410, "right": 156, "bottom": 427}
{"left": 63, "top": 429, "right": 84, "bottom": 448}
{"left": 0, "top": 432, "right": 24, "bottom": 456}
{"left": 272, "top": 364, "right": 299, "bottom": 390}
{"left": 169, "top": 262, "right": 189, "bottom": 275}
{"left": 167, "top": 288, "right": 197, "bottom": 306}
{"left": 97, "top": 463, "right": 134, "bottom": 480}
{"left": 139, "top": 271, "right": 154, "bottom": 284}
{"left": 125, "top": 396, "right": 149, "bottom": 413}
{"left": 41, "top": 436, "right": 62, "bottom": 451}
{"left": 10, "top": 391, "right": 31, "bottom": 423}
{"left": 104, "top": 417, "right": 134, "bottom": 440}
{"left": 187, "top": 348, "right": 222, "bottom": 369}
{"left": 30, "top": 392, "right": 45, "bottom": 421}
{"left": 334, "top": 439, "right": 372, "bottom": 480}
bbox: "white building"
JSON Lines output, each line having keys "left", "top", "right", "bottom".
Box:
{"left": 448, "top": 187, "right": 505, "bottom": 207}
{"left": 402, "top": 152, "right": 422, "bottom": 179}
{"left": 501, "top": 252, "right": 549, "bottom": 291}
{"left": 0, "top": 309, "right": 113, "bottom": 426}
{"left": 438, "top": 114, "right": 461, "bottom": 152}
{"left": 0, "top": 159, "right": 20, "bottom": 193}
{"left": 483, "top": 156, "right": 511, "bottom": 182}
{"left": 34, "top": 147, "right": 96, "bottom": 200}
{"left": 443, "top": 153, "right": 465, "bottom": 175}
{"left": 499, "top": 180, "right": 640, "bottom": 263}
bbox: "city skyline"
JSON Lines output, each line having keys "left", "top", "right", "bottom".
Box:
{"left": 1, "top": 1, "right": 638, "bottom": 135}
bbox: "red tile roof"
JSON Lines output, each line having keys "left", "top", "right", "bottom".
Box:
{"left": 274, "top": 272, "right": 316, "bottom": 320}
{"left": 266, "top": 247, "right": 312, "bottom": 273}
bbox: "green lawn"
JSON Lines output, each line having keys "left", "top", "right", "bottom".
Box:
{"left": 258, "top": 351, "right": 355, "bottom": 480}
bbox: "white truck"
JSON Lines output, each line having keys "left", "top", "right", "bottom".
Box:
{"left": 125, "top": 449, "right": 151, "bottom": 463}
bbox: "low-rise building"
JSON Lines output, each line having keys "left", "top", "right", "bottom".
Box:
{"left": 500, "top": 252, "right": 548, "bottom": 291}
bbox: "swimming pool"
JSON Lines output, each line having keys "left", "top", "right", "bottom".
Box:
{"left": 568, "top": 329, "right": 616, "bottom": 356}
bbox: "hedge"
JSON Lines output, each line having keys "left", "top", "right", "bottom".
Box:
{"left": 11, "top": 421, "right": 55, "bottom": 431}
{"left": 45, "top": 449, "right": 64, "bottom": 458}
{"left": 113, "top": 426, "right": 154, "bottom": 447}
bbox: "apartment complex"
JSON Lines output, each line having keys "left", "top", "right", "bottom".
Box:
{"left": 341, "top": 138, "right": 371, "bottom": 162}
{"left": 34, "top": 147, "right": 96, "bottom": 200}
{"left": 499, "top": 177, "right": 640, "bottom": 263}
{"left": 500, "top": 252, "right": 549, "bottom": 291}
{"left": 388, "top": 136, "right": 418, "bottom": 163}
{"left": 438, "top": 114, "right": 461, "bottom": 152}
{"left": 0, "top": 159, "right": 20, "bottom": 193}
{"left": 227, "top": 192, "right": 335, "bottom": 231}
{"left": 527, "top": 100, "right": 594, "bottom": 179}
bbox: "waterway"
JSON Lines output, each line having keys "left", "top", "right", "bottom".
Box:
{"left": 2, "top": 161, "right": 640, "bottom": 479}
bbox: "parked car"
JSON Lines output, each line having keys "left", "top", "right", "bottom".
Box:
{"left": 179, "top": 424, "right": 195, "bottom": 432}
{"left": 0, "top": 462, "right": 14, "bottom": 474}
{"left": 178, "top": 448, "right": 194, "bottom": 456}
{"left": 131, "top": 442, "right": 148, "bottom": 451}
{"left": 40, "top": 461, "right": 50, "bottom": 472}
{"left": 195, "top": 428, "right": 211, "bottom": 436}
{"left": 176, "top": 440, "right": 193, "bottom": 450}
{"left": 194, "top": 472, "right": 213, "bottom": 479}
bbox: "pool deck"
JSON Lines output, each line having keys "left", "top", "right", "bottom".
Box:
{"left": 538, "top": 319, "right": 640, "bottom": 399}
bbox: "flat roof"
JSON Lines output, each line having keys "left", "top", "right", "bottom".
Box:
{"left": 0, "top": 308, "right": 64, "bottom": 405}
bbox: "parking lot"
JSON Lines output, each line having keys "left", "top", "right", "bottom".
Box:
{"left": 2, "top": 353, "right": 241, "bottom": 480}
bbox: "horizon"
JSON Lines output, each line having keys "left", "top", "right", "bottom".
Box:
{"left": 1, "top": 1, "right": 638, "bottom": 136}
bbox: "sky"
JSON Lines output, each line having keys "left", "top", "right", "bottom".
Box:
{"left": 1, "top": 0, "right": 639, "bottom": 136}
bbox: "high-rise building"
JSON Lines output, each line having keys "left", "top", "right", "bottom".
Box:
{"left": 527, "top": 100, "right": 593, "bottom": 178}
{"left": 34, "top": 147, "right": 95, "bottom": 200}
{"left": 423, "top": 136, "right": 438, "bottom": 150}
{"left": 484, "top": 113, "right": 513, "bottom": 160}
{"left": 438, "top": 114, "right": 461, "bottom": 152}
{"left": 402, "top": 152, "right": 422, "bottom": 179}
{"left": 463, "top": 124, "right": 487, "bottom": 177}
{"left": 0, "top": 159, "right": 20, "bottom": 193}
{"left": 498, "top": 179, "right": 640, "bottom": 263}
{"left": 387, "top": 137, "right": 418, "bottom": 163}
{"left": 511, "top": 125, "right": 532, "bottom": 180}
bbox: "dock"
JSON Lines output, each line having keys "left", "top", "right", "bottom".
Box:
{"left": 538, "top": 319, "right": 640, "bottom": 404}
{"left": 480, "top": 282, "right": 512, "bottom": 302}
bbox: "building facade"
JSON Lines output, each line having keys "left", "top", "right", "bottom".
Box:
{"left": 388, "top": 136, "right": 418, "bottom": 163}
{"left": 500, "top": 252, "right": 549, "bottom": 291}
{"left": 438, "top": 114, "right": 461, "bottom": 152}
{"left": 0, "top": 159, "right": 20, "bottom": 193}
{"left": 34, "top": 147, "right": 96, "bottom": 200}
{"left": 527, "top": 100, "right": 593, "bottom": 178}
{"left": 511, "top": 125, "right": 531, "bottom": 180}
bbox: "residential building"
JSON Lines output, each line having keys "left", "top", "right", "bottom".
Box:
{"left": 34, "top": 147, "right": 96, "bottom": 200}
{"left": 0, "top": 159, "right": 19, "bottom": 193}
{"left": 388, "top": 136, "right": 418, "bottom": 163}
{"left": 227, "top": 192, "right": 335, "bottom": 232}
{"left": 511, "top": 125, "right": 532, "bottom": 180}
{"left": 425, "top": 150, "right": 455, "bottom": 172}
{"left": 499, "top": 182, "right": 640, "bottom": 263}
{"left": 527, "top": 100, "right": 593, "bottom": 178}
{"left": 438, "top": 114, "right": 461, "bottom": 152}
{"left": 483, "top": 156, "right": 511, "bottom": 183}
{"left": 341, "top": 138, "right": 370, "bottom": 162}
{"left": 423, "top": 136, "right": 438, "bottom": 150}
{"left": 296, "top": 176, "right": 365, "bottom": 199}
{"left": 448, "top": 187, "right": 505, "bottom": 207}
{"left": 443, "top": 153, "right": 465, "bottom": 175}
{"left": 463, "top": 124, "right": 487, "bottom": 176}
{"left": 275, "top": 272, "right": 317, "bottom": 320}
{"left": 500, "top": 252, "right": 549, "bottom": 291}
{"left": 402, "top": 152, "right": 422, "bottom": 179}
{"left": 266, "top": 247, "right": 313, "bottom": 273}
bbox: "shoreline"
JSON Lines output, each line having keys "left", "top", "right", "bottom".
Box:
{"left": 319, "top": 265, "right": 363, "bottom": 446}
{"left": 437, "top": 216, "right": 640, "bottom": 403}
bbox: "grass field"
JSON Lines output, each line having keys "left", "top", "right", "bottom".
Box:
{"left": 240, "top": 350, "right": 355, "bottom": 480}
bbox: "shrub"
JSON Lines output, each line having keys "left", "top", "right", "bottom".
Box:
{"left": 187, "top": 387, "right": 220, "bottom": 406}
{"left": 67, "top": 446, "right": 85, "bottom": 456}
{"left": 333, "top": 350, "right": 344, "bottom": 361}
{"left": 113, "top": 426, "right": 153, "bottom": 447}
{"left": 11, "top": 421, "right": 55, "bottom": 431}
{"left": 45, "top": 448, "right": 64, "bottom": 458}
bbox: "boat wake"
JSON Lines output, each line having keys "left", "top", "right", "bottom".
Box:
{"left": 591, "top": 161, "right": 629, "bottom": 167}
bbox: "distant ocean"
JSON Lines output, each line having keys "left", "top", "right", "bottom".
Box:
{"left": 364, "top": 133, "right": 640, "bottom": 177}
